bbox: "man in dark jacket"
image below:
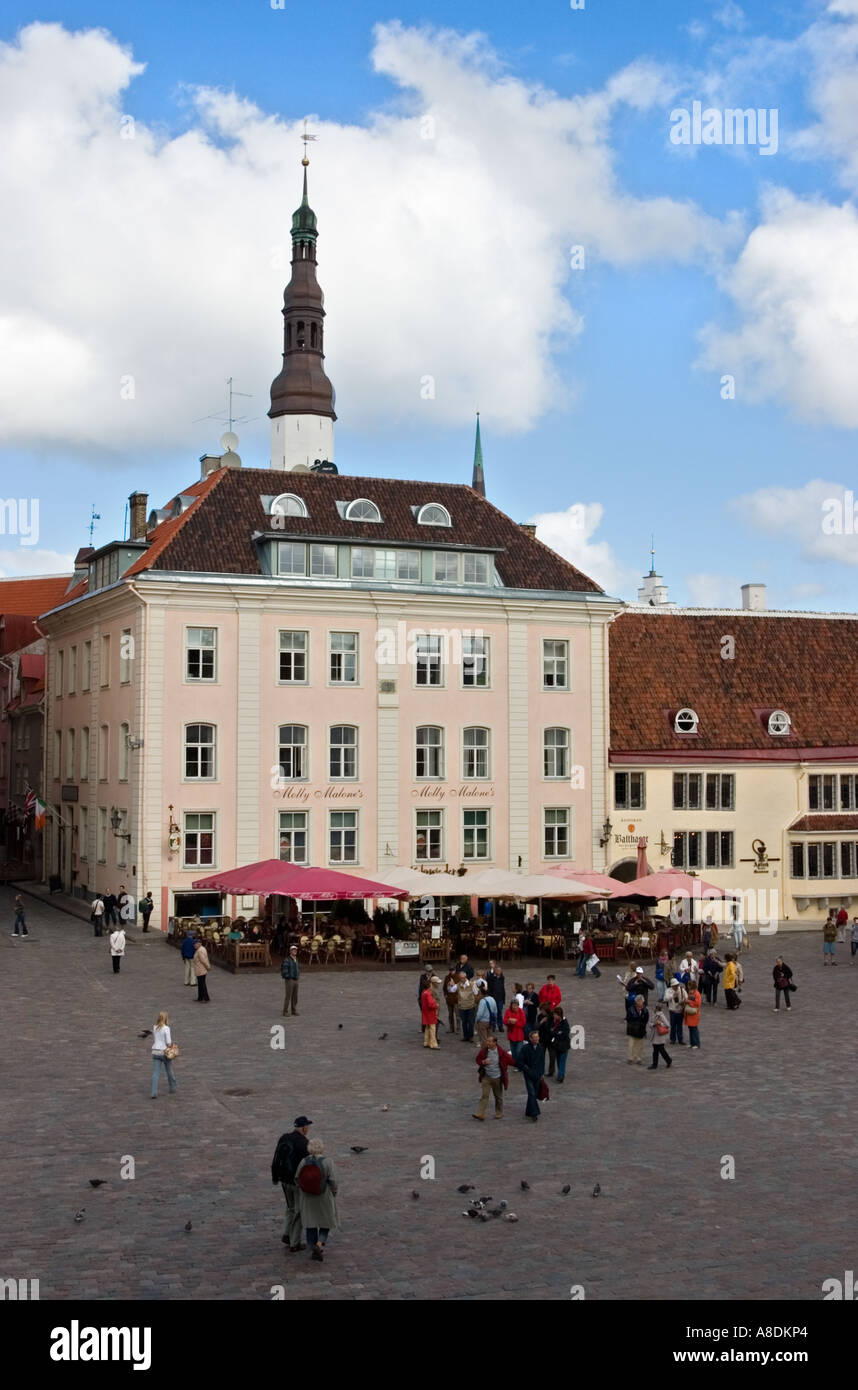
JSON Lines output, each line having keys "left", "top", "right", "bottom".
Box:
{"left": 281, "top": 945, "right": 301, "bottom": 1016}
{"left": 457, "top": 954, "right": 474, "bottom": 980}
{"left": 180, "top": 929, "right": 196, "bottom": 986}
{"left": 272, "top": 1116, "right": 312, "bottom": 1252}
{"left": 103, "top": 891, "right": 118, "bottom": 927}
{"left": 701, "top": 950, "right": 723, "bottom": 1005}
{"left": 516, "top": 1030, "right": 546, "bottom": 1122}
{"left": 486, "top": 960, "right": 506, "bottom": 1033}
{"left": 622, "top": 966, "right": 656, "bottom": 1003}
{"left": 625, "top": 994, "right": 649, "bottom": 1065}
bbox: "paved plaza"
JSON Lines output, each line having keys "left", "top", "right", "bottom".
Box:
{"left": 1, "top": 887, "right": 855, "bottom": 1302}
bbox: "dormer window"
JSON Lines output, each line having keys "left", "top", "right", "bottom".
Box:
{"left": 768, "top": 709, "right": 791, "bottom": 737}
{"left": 345, "top": 498, "right": 381, "bottom": 523}
{"left": 417, "top": 503, "right": 452, "bottom": 527}
{"left": 271, "top": 493, "right": 308, "bottom": 519}
{"left": 674, "top": 708, "right": 699, "bottom": 734}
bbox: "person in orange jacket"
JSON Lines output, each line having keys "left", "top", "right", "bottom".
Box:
{"left": 421, "top": 977, "right": 441, "bottom": 1049}
{"left": 538, "top": 975, "right": 562, "bottom": 1011}
{"left": 684, "top": 982, "right": 702, "bottom": 1049}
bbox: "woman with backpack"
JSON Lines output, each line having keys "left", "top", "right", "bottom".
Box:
{"left": 295, "top": 1137, "right": 340, "bottom": 1262}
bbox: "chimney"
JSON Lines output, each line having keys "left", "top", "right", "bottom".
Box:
{"left": 519, "top": 523, "right": 537, "bottom": 536}
{"left": 741, "top": 583, "right": 766, "bottom": 611}
{"left": 129, "top": 492, "right": 148, "bottom": 541}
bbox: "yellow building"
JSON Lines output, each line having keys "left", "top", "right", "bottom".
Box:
{"left": 608, "top": 595, "right": 858, "bottom": 932}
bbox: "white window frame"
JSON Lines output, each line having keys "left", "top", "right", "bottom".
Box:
{"left": 100, "top": 634, "right": 111, "bottom": 688}
{"left": 463, "top": 808, "right": 491, "bottom": 861}
{"left": 116, "top": 808, "right": 128, "bottom": 867}
{"left": 278, "top": 541, "right": 307, "bottom": 576}
{"left": 68, "top": 645, "right": 77, "bottom": 695}
{"left": 185, "top": 627, "right": 217, "bottom": 682}
{"left": 462, "top": 727, "right": 491, "bottom": 780}
{"left": 415, "top": 809, "right": 444, "bottom": 861}
{"left": 119, "top": 723, "right": 129, "bottom": 782}
{"left": 277, "top": 724, "right": 309, "bottom": 781}
{"left": 329, "top": 725, "right": 358, "bottom": 781}
{"left": 98, "top": 725, "right": 109, "bottom": 782}
{"left": 80, "top": 725, "right": 90, "bottom": 781}
{"left": 416, "top": 725, "right": 445, "bottom": 780}
{"left": 544, "top": 807, "right": 571, "bottom": 859}
{"left": 310, "top": 543, "right": 337, "bottom": 577}
{"left": 56, "top": 649, "right": 64, "bottom": 697}
{"left": 345, "top": 498, "right": 381, "bottom": 523}
{"left": 271, "top": 493, "right": 308, "bottom": 519}
{"left": 79, "top": 804, "right": 88, "bottom": 861}
{"left": 120, "top": 628, "right": 132, "bottom": 684}
{"left": 463, "top": 553, "right": 489, "bottom": 585}
{"left": 278, "top": 630, "right": 308, "bottom": 685}
{"left": 768, "top": 709, "right": 791, "bottom": 737}
{"left": 674, "top": 708, "right": 699, "bottom": 734}
{"left": 97, "top": 806, "right": 108, "bottom": 863}
{"left": 543, "top": 727, "right": 570, "bottom": 780}
{"left": 414, "top": 633, "right": 443, "bottom": 688}
{"left": 328, "top": 810, "right": 359, "bottom": 864}
{"left": 542, "top": 639, "right": 569, "bottom": 690}
{"left": 417, "top": 503, "right": 451, "bottom": 527}
{"left": 461, "top": 635, "right": 490, "bottom": 688}
{"left": 183, "top": 811, "right": 216, "bottom": 870}
{"left": 278, "top": 810, "right": 309, "bottom": 865}
{"left": 433, "top": 552, "right": 460, "bottom": 584}
{"left": 65, "top": 727, "right": 76, "bottom": 782}
{"left": 329, "top": 631, "right": 358, "bottom": 685}
{"left": 82, "top": 640, "right": 92, "bottom": 692}
{"left": 184, "top": 722, "right": 216, "bottom": 781}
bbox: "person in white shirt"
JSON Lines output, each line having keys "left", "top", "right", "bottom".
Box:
{"left": 91, "top": 897, "right": 105, "bottom": 939}
{"left": 151, "top": 1011, "right": 178, "bottom": 1097}
{"left": 109, "top": 926, "right": 126, "bottom": 974}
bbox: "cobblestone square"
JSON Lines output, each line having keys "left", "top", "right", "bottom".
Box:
{"left": 1, "top": 888, "right": 855, "bottom": 1302}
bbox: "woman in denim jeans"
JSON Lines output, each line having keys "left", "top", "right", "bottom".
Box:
{"left": 150, "top": 1010, "right": 178, "bottom": 1098}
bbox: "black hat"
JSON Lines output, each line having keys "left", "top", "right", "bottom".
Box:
{"left": 294, "top": 1116, "right": 313, "bottom": 1128}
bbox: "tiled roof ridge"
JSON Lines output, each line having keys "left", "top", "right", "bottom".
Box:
{"left": 621, "top": 606, "right": 858, "bottom": 620}
{"left": 125, "top": 467, "right": 229, "bottom": 577}
{"left": 460, "top": 484, "right": 605, "bottom": 595}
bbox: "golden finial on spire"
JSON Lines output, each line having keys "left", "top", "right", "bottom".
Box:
{"left": 301, "top": 118, "right": 317, "bottom": 166}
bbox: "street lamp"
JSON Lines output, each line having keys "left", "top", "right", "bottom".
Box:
{"left": 109, "top": 807, "right": 131, "bottom": 842}
{"left": 599, "top": 817, "right": 613, "bottom": 848}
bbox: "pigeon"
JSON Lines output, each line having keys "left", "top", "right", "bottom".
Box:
{"left": 498, "top": 1200, "right": 508, "bottom": 1209}
{"left": 466, "top": 1209, "right": 478, "bottom": 1219}
{"left": 478, "top": 1211, "right": 492, "bottom": 1222}
{"left": 184, "top": 1221, "right": 193, "bottom": 1232}
{"left": 74, "top": 1209, "right": 86, "bottom": 1223}
{"left": 478, "top": 1195, "right": 492, "bottom": 1204}
{"left": 457, "top": 1184, "right": 475, "bottom": 1193}
{"left": 338, "top": 1024, "right": 343, "bottom": 1030}
{"left": 351, "top": 1145, "right": 368, "bottom": 1154}
{"left": 381, "top": 1105, "right": 390, "bottom": 1112}
{"left": 520, "top": 1180, "right": 530, "bottom": 1191}
{"left": 411, "top": 1191, "right": 420, "bottom": 1200}
{"left": 592, "top": 1183, "right": 601, "bottom": 1198}
{"left": 378, "top": 1033, "right": 388, "bottom": 1041}
{"left": 503, "top": 1212, "right": 519, "bottom": 1223}
{"left": 561, "top": 1184, "right": 571, "bottom": 1195}
{"left": 461, "top": 1211, "right": 472, "bottom": 1218}
{"left": 138, "top": 1030, "right": 152, "bottom": 1039}
{"left": 488, "top": 1206, "right": 505, "bottom": 1218}
{"left": 88, "top": 1179, "right": 107, "bottom": 1188}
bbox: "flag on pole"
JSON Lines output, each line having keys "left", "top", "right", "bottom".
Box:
{"left": 24, "top": 787, "right": 36, "bottom": 816}
{"left": 34, "top": 798, "right": 46, "bottom": 831}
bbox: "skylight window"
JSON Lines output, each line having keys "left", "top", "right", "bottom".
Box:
{"left": 674, "top": 708, "right": 699, "bottom": 734}
{"left": 271, "top": 493, "right": 308, "bottom": 518}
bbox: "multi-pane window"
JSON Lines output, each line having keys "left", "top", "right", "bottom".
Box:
{"left": 100, "top": 635, "right": 110, "bottom": 687}
{"left": 416, "top": 726, "right": 444, "bottom": 779}
{"left": 351, "top": 548, "right": 418, "bottom": 580}
{"left": 672, "top": 831, "right": 702, "bottom": 870}
{"left": 82, "top": 640, "right": 92, "bottom": 691}
{"left": 119, "top": 723, "right": 129, "bottom": 781}
{"left": 542, "top": 639, "right": 568, "bottom": 689}
{"left": 53, "top": 730, "right": 61, "bottom": 780}
{"left": 462, "top": 635, "right": 489, "bottom": 687}
{"left": 705, "top": 773, "right": 735, "bottom": 810}
{"left": 120, "top": 629, "right": 132, "bottom": 683}
{"left": 463, "top": 809, "right": 490, "bottom": 860}
{"left": 278, "top": 541, "right": 307, "bottom": 576}
{"left": 278, "top": 725, "right": 308, "bottom": 780}
{"left": 808, "top": 774, "right": 835, "bottom": 811}
{"left": 345, "top": 499, "right": 380, "bottom": 522}
{"left": 544, "top": 728, "right": 570, "bottom": 779}
{"left": 99, "top": 725, "right": 108, "bottom": 780}
{"left": 351, "top": 548, "right": 376, "bottom": 578}
{"left": 97, "top": 807, "right": 107, "bottom": 862}
{"left": 279, "top": 811, "right": 308, "bottom": 864}
{"left": 68, "top": 646, "right": 77, "bottom": 695}
{"left": 415, "top": 634, "right": 442, "bottom": 687}
{"left": 79, "top": 804, "right": 88, "bottom": 860}
{"left": 278, "top": 631, "right": 307, "bottom": 684}
{"left": 840, "top": 775, "right": 858, "bottom": 810}
{"left": 115, "top": 808, "right": 128, "bottom": 867}
{"left": 462, "top": 727, "right": 490, "bottom": 780}
{"left": 416, "top": 810, "right": 443, "bottom": 862}
{"left": 396, "top": 551, "right": 420, "bottom": 580}
{"left": 791, "top": 843, "right": 805, "bottom": 878}
{"left": 544, "top": 808, "right": 570, "bottom": 858}
{"left": 704, "top": 830, "right": 734, "bottom": 868}
{"left": 841, "top": 842, "right": 855, "bottom": 878}
{"left": 433, "top": 552, "right": 459, "bottom": 583}
{"left": 673, "top": 773, "right": 702, "bottom": 810}
{"left": 330, "top": 725, "right": 358, "bottom": 779}
{"left": 615, "top": 771, "right": 645, "bottom": 810}
{"left": 185, "top": 724, "right": 216, "bottom": 780}
{"left": 329, "top": 810, "right": 358, "bottom": 863}
{"left": 57, "top": 650, "right": 64, "bottom": 696}
{"left": 330, "top": 632, "right": 358, "bottom": 684}
{"left": 80, "top": 725, "right": 90, "bottom": 781}
{"left": 65, "top": 728, "right": 75, "bottom": 781}
{"left": 463, "top": 553, "right": 489, "bottom": 585}
{"left": 310, "top": 544, "right": 337, "bottom": 577}
{"left": 186, "top": 628, "right": 216, "bottom": 681}
{"left": 184, "top": 812, "right": 215, "bottom": 867}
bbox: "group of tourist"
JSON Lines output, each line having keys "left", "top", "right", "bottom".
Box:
{"left": 271, "top": 1115, "right": 339, "bottom": 1262}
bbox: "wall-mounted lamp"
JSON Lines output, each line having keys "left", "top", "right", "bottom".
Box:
{"left": 599, "top": 817, "right": 613, "bottom": 848}
{"left": 109, "top": 807, "right": 131, "bottom": 842}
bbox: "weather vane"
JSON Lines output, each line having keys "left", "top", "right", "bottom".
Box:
{"left": 301, "top": 118, "right": 317, "bottom": 165}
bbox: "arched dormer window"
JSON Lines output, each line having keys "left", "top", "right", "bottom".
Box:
{"left": 345, "top": 498, "right": 381, "bottom": 523}
{"left": 674, "top": 708, "right": 699, "bottom": 735}
{"left": 271, "top": 493, "right": 308, "bottom": 519}
{"left": 417, "top": 503, "right": 452, "bottom": 527}
{"left": 768, "top": 709, "right": 791, "bottom": 737}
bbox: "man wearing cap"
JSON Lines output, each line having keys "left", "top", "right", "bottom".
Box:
{"left": 623, "top": 966, "right": 656, "bottom": 1004}
{"left": 272, "top": 1116, "right": 312, "bottom": 1252}
{"left": 281, "top": 944, "right": 301, "bottom": 1016}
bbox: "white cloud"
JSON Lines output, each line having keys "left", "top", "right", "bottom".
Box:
{"left": 530, "top": 502, "right": 638, "bottom": 595}
{"left": 714, "top": 3, "right": 747, "bottom": 32}
{"left": 683, "top": 571, "right": 744, "bottom": 606}
{"left": 0, "top": 21, "right": 728, "bottom": 454}
{"left": 0, "top": 550, "right": 75, "bottom": 577}
{"left": 732, "top": 479, "right": 858, "bottom": 566}
{"left": 698, "top": 190, "right": 858, "bottom": 426}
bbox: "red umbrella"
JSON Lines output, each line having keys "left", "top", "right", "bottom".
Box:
{"left": 617, "top": 870, "right": 735, "bottom": 901}
{"left": 191, "top": 860, "right": 409, "bottom": 900}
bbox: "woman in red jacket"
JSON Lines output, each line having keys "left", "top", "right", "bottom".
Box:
{"left": 538, "top": 975, "right": 562, "bottom": 1011}
{"left": 421, "top": 977, "right": 441, "bottom": 1049}
{"left": 503, "top": 999, "right": 527, "bottom": 1062}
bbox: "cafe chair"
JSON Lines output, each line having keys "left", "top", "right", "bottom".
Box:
{"left": 322, "top": 938, "right": 337, "bottom": 965}
{"left": 307, "top": 937, "right": 323, "bottom": 965}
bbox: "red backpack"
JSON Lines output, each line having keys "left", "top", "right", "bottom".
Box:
{"left": 297, "top": 1158, "right": 327, "bottom": 1196}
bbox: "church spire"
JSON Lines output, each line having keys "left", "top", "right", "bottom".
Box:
{"left": 471, "top": 413, "right": 485, "bottom": 497}
{"left": 268, "top": 149, "right": 336, "bottom": 471}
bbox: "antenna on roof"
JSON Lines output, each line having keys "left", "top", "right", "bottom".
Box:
{"left": 192, "top": 377, "right": 255, "bottom": 432}
{"left": 89, "top": 505, "right": 101, "bottom": 546}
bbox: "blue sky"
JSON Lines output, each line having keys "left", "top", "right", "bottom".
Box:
{"left": 2, "top": 0, "right": 858, "bottom": 609}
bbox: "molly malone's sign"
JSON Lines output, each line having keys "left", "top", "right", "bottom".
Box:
{"left": 412, "top": 785, "right": 496, "bottom": 801}
{"left": 275, "top": 786, "right": 364, "bottom": 802}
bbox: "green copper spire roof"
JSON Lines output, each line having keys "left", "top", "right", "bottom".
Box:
{"left": 291, "top": 160, "right": 318, "bottom": 242}
{"left": 471, "top": 413, "right": 485, "bottom": 496}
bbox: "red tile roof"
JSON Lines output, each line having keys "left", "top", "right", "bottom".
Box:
{"left": 0, "top": 575, "right": 72, "bottom": 617}
{"left": 129, "top": 468, "right": 603, "bottom": 593}
{"left": 610, "top": 612, "right": 858, "bottom": 754}
{"left": 789, "top": 815, "right": 858, "bottom": 832}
